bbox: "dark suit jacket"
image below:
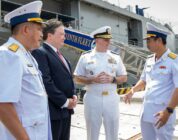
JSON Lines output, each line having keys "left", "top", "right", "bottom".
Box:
{"left": 32, "top": 43, "right": 75, "bottom": 120}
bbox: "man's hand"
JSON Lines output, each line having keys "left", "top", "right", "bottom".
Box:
{"left": 92, "top": 72, "right": 105, "bottom": 83}
{"left": 154, "top": 110, "right": 170, "bottom": 129}
{"left": 123, "top": 90, "right": 134, "bottom": 104}
{"left": 102, "top": 73, "right": 114, "bottom": 83}
{"left": 154, "top": 88, "right": 178, "bottom": 129}
{"left": 67, "top": 96, "right": 78, "bottom": 109}
{"left": 67, "top": 99, "right": 75, "bottom": 109}
{"left": 93, "top": 72, "right": 113, "bottom": 84}
{"left": 0, "top": 103, "right": 29, "bottom": 140}
{"left": 72, "top": 95, "right": 78, "bottom": 108}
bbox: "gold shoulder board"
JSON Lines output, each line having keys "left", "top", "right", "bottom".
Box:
{"left": 8, "top": 44, "right": 19, "bottom": 52}
{"left": 168, "top": 52, "right": 177, "bottom": 59}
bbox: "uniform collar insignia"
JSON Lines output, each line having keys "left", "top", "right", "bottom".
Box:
{"left": 159, "top": 49, "right": 169, "bottom": 61}
{"left": 162, "top": 55, "right": 167, "bottom": 61}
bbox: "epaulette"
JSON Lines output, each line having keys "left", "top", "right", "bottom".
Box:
{"left": 147, "top": 54, "right": 154, "bottom": 58}
{"left": 8, "top": 43, "right": 19, "bottom": 52}
{"left": 110, "top": 50, "right": 119, "bottom": 55}
{"left": 168, "top": 52, "right": 177, "bottom": 59}
{"left": 82, "top": 50, "right": 91, "bottom": 55}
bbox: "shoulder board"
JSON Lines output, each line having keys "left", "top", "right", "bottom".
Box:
{"left": 110, "top": 51, "right": 119, "bottom": 55}
{"left": 168, "top": 52, "right": 177, "bottom": 59}
{"left": 8, "top": 44, "right": 19, "bottom": 52}
{"left": 82, "top": 50, "right": 91, "bottom": 55}
{"left": 147, "top": 54, "right": 154, "bottom": 58}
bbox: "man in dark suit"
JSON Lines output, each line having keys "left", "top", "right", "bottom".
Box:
{"left": 32, "top": 19, "right": 77, "bottom": 140}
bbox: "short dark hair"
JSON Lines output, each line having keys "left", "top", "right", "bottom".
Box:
{"left": 154, "top": 37, "right": 167, "bottom": 45}
{"left": 161, "top": 38, "right": 167, "bottom": 45}
{"left": 43, "top": 19, "right": 64, "bottom": 40}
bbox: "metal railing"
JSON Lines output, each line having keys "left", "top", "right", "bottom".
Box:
{"left": 110, "top": 40, "right": 151, "bottom": 84}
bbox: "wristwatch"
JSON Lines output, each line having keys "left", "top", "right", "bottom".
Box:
{"left": 112, "top": 77, "right": 117, "bottom": 83}
{"left": 166, "top": 107, "right": 174, "bottom": 114}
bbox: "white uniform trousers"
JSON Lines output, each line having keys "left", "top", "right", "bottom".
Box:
{"left": 141, "top": 118, "right": 175, "bottom": 140}
{"left": 84, "top": 90, "right": 119, "bottom": 140}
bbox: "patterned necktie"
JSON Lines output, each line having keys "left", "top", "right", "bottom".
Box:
{"left": 56, "top": 50, "right": 70, "bottom": 72}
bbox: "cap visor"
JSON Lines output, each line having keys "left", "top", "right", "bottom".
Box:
{"left": 95, "top": 35, "right": 112, "bottom": 39}
{"left": 143, "top": 37, "right": 149, "bottom": 40}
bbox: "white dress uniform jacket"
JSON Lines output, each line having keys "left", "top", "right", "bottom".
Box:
{"left": 140, "top": 49, "right": 178, "bottom": 140}
{"left": 74, "top": 49, "right": 127, "bottom": 140}
{"left": 0, "top": 37, "right": 52, "bottom": 140}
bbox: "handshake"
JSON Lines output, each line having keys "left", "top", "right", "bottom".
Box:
{"left": 92, "top": 72, "right": 114, "bottom": 84}
{"left": 67, "top": 95, "right": 77, "bottom": 109}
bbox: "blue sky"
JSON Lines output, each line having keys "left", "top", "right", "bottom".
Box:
{"left": 108, "top": 0, "right": 178, "bottom": 34}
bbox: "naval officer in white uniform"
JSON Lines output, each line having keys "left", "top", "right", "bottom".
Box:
{"left": 124, "top": 23, "right": 178, "bottom": 140}
{"left": 74, "top": 26, "right": 127, "bottom": 140}
{"left": 0, "top": 1, "right": 52, "bottom": 140}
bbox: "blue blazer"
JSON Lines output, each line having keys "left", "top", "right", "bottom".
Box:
{"left": 32, "top": 43, "right": 75, "bottom": 120}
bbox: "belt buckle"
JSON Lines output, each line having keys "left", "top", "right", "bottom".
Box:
{"left": 102, "top": 91, "right": 108, "bottom": 96}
